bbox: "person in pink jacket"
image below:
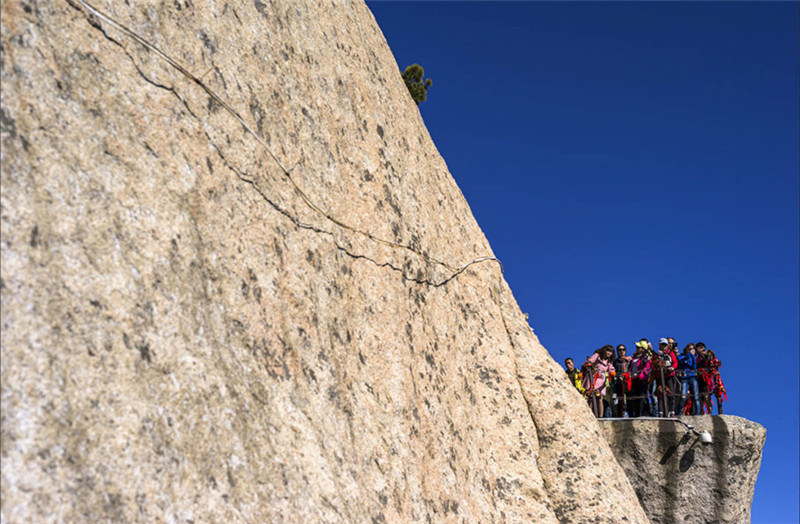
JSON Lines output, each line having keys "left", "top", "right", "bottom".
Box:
{"left": 582, "top": 345, "right": 615, "bottom": 418}
{"left": 629, "top": 346, "right": 651, "bottom": 417}
{"left": 652, "top": 338, "right": 679, "bottom": 416}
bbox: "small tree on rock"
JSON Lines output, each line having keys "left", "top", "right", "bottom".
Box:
{"left": 401, "top": 64, "right": 433, "bottom": 105}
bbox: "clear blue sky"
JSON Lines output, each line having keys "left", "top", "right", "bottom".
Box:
{"left": 368, "top": 2, "right": 799, "bottom": 523}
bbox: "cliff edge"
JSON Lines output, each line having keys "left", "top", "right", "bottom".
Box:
{"left": 601, "top": 416, "right": 766, "bottom": 524}
{"left": 1, "top": 1, "right": 649, "bottom": 522}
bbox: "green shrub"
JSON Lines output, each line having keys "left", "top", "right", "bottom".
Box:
{"left": 401, "top": 64, "right": 433, "bottom": 105}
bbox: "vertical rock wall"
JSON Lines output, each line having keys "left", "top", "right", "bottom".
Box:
{"left": 601, "top": 416, "right": 766, "bottom": 524}
{"left": 2, "top": 1, "right": 649, "bottom": 522}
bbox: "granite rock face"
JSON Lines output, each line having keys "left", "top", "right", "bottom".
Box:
{"left": 1, "top": 1, "right": 649, "bottom": 522}
{"left": 600, "top": 416, "right": 766, "bottom": 524}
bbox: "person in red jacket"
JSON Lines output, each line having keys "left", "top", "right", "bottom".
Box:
{"left": 700, "top": 349, "right": 726, "bottom": 415}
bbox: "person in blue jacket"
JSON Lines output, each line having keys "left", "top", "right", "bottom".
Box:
{"left": 677, "top": 343, "right": 700, "bottom": 415}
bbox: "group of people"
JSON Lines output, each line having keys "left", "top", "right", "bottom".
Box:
{"left": 563, "top": 338, "right": 726, "bottom": 419}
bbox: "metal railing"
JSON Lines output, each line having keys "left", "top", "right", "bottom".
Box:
{"left": 578, "top": 367, "right": 726, "bottom": 418}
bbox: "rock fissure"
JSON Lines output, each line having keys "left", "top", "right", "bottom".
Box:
{"left": 67, "top": 0, "right": 501, "bottom": 288}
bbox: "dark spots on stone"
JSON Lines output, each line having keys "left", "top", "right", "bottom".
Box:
{"left": 206, "top": 157, "right": 214, "bottom": 174}
{"left": 207, "top": 96, "right": 221, "bottom": 113}
{"left": 272, "top": 239, "right": 284, "bottom": 263}
{"left": 424, "top": 352, "right": 435, "bottom": 368}
{"left": 377, "top": 124, "right": 384, "bottom": 139}
{"left": 103, "top": 492, "right": 124, "bottom": 521}
{"left": 390, "top": 222, "right": 400, "bottom": 238}
{"left": 409, "top": 233, "right": 421, "bottom": 251}
{"left": 249, "top": 94, "right": 265, "bottom": 137}
{"left": 0, "top": 107, "right": 17, "bottom": 139}
{"left": 358, "top": 351, "right": 366, "bottom": 365}
{"left": 382, "top": 184, "right": 401, "bottom": 217}
{"left": 371, "top": 514, "right": 385, "bottom": 524}
{"left": 379, "top": 493, "right": 388, "bottom": 506}
{"left": 198, "top": 30, "right": 216, "bottom": 53}
{"left": 534, "top": 374, "right": 544, "bottom": 381}
{"left": 442, "top": 499, "right": 459, "bottom": 514}
{"left": 89, "top": 299, "right": 102, "bottom": 309}
{"left": 494, "top": 476, "right": 521, "bottom": 500}
{"left": 405, "top": 323, "right": 413, "bottom": 343}
{"left": 227, "top": 467, "right": 236, "bottom": 487}
{"left": 29, "top": 225, "right": 39, "bottom": 248}
{"left": 555, "top": 401, "right": 564, "bottom": 410}
{"left": 254, "top": 0, "right": 268, "bottom": 19}
{"left": 728, "top": 452, "right": 753, "bottom": 466}
{"left": 137, "top": 343, "right": 151, "bottom": 363}
{"left": 363, "top": 169, "right": 373, "bottom": 182}
{"left": 501, "top": 416, "right": 511, "bottom": 425}
{"left": 327, "top": 387, "right": 339, "bottom": 402}
{"left": 478, "top": 366, "right": 500, "bottom": 390}
{"left": 122, "top": 333, "right": 131, "bottom": 349}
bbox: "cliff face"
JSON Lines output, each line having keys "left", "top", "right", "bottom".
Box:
{"left": 1, "top": 1, "right": 649, "bottom": 522}
{"left": 601, "top": 416, "right": 766, "bottom": 524}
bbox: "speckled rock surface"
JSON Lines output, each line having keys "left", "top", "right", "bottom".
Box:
{"left": 1, "top": 1, "right": 649, "bottom": 522}
{"left": 600, "top": 416, "right": 766, "bottom": 524}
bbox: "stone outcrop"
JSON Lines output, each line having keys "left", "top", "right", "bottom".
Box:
{"left": 600, "top": 416, "right": 766, "bottom": 524}
{"left": 1, "top": 1, "right": 650, "bottom": 522}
